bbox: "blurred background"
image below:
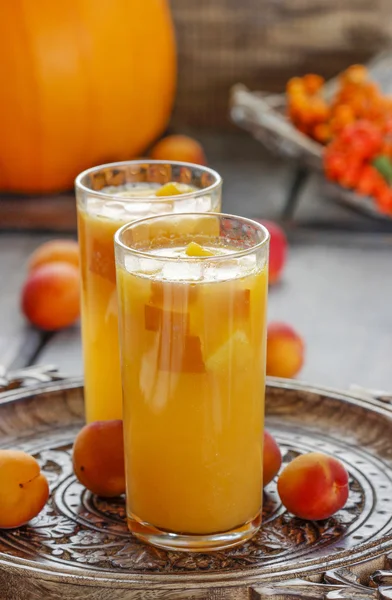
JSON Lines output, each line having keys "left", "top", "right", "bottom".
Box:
{"left": 172, "top": 0, "right": 392, "bottom": 129}
{"left": 1, "top": 0, "right": 391, "bottom": 393}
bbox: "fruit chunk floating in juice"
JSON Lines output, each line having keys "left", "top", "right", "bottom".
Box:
{"left": 77, "top": 180, "right": 220, "bottom": 423}
{"left": 116, "top": 233, "right": 268, "bottom": 537}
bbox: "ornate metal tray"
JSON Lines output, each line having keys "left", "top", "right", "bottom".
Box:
{"left": 230, "top": 51, "right": 392, "bottom": 222}
{"left": 1, "top": 377, "right": 392, "bottom": 599}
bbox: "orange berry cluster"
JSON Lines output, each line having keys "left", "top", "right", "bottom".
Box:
{"left": 287, "top": 75, "right": 330, "bottom": 142}
{"left": 324, "top": 120, "right": 392, "bottom": 215}
{"left": 287, "top": 65, "right": 392, "bottom": 144}
{"left": 287, "top": 64, "right": 392, "bottom": 214}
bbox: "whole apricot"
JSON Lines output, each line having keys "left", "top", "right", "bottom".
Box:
{"left": 150, "top": 134, "right": 207, "bottom": 165}
{"left": 266, "top": 322, "right": 304, "bottom": 378}
{"left": 255, "top": 220, "right": 287, "bottom": 285}
{"left": 28, "top": 239, "right": 79, "bottom": 272}
{"left": 73, "top": 420, "right": 125, "bottom": 497}
{"left": 263, "top": 430, "right": 282, "bottom": 486}
{"left": 0, "top": 450, "right": 49, "bottom": 529}
{"left": 21, "top": 262, "right": 80, "bottom": 331}
{"left": 277, "top": 452, "right": 349, "bottom": 520}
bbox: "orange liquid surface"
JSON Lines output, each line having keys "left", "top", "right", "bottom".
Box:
{"left": 117, "top": 247, "right": 268, "bottom": 534}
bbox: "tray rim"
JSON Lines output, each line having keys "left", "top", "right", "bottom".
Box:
{"left": 1, "top": 376, "right": 392, "bottom": 591}
{"left": 1, "top": 375, "right": 391, "bottom": 420}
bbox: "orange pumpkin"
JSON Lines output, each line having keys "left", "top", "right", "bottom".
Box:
{"left": 0, "top": 0, "right": 176, "bottom": 194}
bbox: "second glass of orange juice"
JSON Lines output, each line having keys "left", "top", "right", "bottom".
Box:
{"left": 75, "top": 161, "right": 222, "bottom": 422}
{"left": 115, "top": 213, "right": 269, "bottom": 551}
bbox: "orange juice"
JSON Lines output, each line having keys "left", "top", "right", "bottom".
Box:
{"left": 115, "top": 214, "right": 269, "bottom": 550}
{"left": 78, "top": 206, "right": 123, "bottom": 422}
{"left": 76, "top": 167, "right": 222, "bottom": 423}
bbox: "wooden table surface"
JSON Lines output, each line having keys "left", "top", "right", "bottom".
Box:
{"left": 1, "top": 132, "right": 392, "bottom": 394}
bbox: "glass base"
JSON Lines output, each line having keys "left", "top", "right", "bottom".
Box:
{"left": 127, "top": 512, "right": 261, "bottom": 552}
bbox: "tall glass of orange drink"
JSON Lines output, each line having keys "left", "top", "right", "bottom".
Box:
{"left": 115, "top": 213, "right": 269, "bottom": 551}
{"left": 75, "top": 161, "right": 222, "bottom": 423}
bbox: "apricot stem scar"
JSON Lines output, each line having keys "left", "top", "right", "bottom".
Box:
{"left": 19, "top": 474, "right": 41, "bottom": 489}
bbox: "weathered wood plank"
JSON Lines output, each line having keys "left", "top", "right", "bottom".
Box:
{"left": 35, "top": 238, "right": 392, "bottom": 392}
{"left": 2, "top": 133, "right": 391, "bottom": 393}
{"left": 35, "top": 327, "right": 83, "bottom": 378}
{"left": 0, "top": 132, "right": 383, "bottom": 234}
{"left": 268, "top": 240, "right": 392, "bottom": 391}
{"left": 0, "top": 192, "right": 76, "bottom": 233}
{"left": 0, "top": 234, "right": 54, "bottom": 369}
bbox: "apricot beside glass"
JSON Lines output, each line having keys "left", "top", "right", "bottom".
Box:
{"left": 266, "top": 322, "right": 304, "bottom": 379}
{"left": 278, "top": 452, "right": 349, "bottom": 520}
{"left": 73, "top": 420, "right": 125, "bottom": 497}
{"left": 263, "top": 431, "right": 282, "bottom": 486}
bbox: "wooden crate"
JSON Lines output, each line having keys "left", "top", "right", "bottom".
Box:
{"left": 0, "top": 192, "right": 76, "bottom": 232}
{"left": 170, "top": 0, "right": 392, "bottom": 129}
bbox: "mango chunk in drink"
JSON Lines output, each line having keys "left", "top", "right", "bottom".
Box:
{"left": 185, "top": 241, "right": 215, "bottom": 257}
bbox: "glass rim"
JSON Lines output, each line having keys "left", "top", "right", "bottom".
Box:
{"left": 74, "top": 159, "right": 223, "bottom": 202}
{"left": 114, "top": 212, "right": 270, "bottom": 263}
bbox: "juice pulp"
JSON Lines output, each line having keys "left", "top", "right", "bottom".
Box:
{"left": 117, "top": 244, "right": 268, "bottom": 535}
{"left": 77, "top": 183, "right": 217, "bottom": 422}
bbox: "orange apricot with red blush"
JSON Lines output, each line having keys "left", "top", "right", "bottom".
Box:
{"left": 0, "top": 450, "right": 49, "bottom": 529}
{"left": 255, "top": 220, "right": 287, "bottom": 285}
{"left": 73, "top": 420, "right": 125, "bottom": 497}
{"left": 150, "top": 134, "right": 207, "bottom": 165}
{"left": 263, "top": 430, "right": 282, "bottom": 486}
{"left": 28, "top": 239, "right": 79, "bottom": 272}
{"left": 21, "top": 262, "right": 80, "bottom": 331}
{"left": 266, "top": 322, "right": 304, "bottom": 379}
{"left": 277, "top": 452, "right": 349, "bottom": 520}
